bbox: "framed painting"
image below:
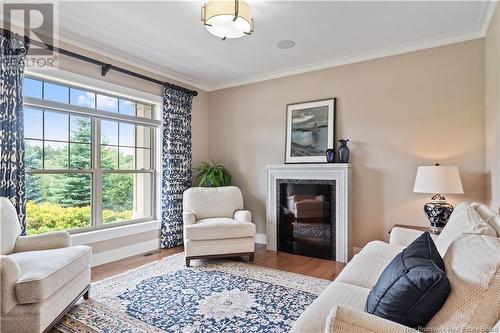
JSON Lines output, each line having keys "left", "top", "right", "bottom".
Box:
{"left": 285, "top": 98, "right": 336, "bottom": 163}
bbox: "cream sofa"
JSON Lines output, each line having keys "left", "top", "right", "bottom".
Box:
{"left": 0, "top": 198, "right": 92, "bottom": 333}
{"left": 292, "top": 202, "right": 500, "bottom": 333}
{"left": 183, "top": 186, "right": 256, "bottom": 266}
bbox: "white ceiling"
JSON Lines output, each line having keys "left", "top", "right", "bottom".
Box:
{"left": 38, "top": 1, "right": 500, "bottom": 90}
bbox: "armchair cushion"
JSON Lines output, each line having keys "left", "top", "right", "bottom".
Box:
{"left": 0, "top": 198, "right": 22, "bottom": 255}
{"left": 183, "top": 186, "right": 243, "bottom": 220}
{"left": 14, "top": 231, "right": 71, "bottom": 253}
{"left": 325, "top": 306, "right": 420, "bottom": 333}
{"left": 10, "top": 245, "right": 91, "bottom": 304}
{"left": 184, "top": 218, "right": 255, "bottom": 241}
{"left": 0, "top": 255, "right": 20, "bottom": 314}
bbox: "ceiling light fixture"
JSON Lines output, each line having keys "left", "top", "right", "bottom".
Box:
{"left": 201, "top": 0, "right": 255, "bottom": 40}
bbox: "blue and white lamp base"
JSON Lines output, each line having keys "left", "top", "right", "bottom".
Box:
{"left": 423, "top": 194, "right": 454, "bottom": 232}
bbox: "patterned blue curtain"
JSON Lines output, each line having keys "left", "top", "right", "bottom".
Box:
{"left": 160, "top": 87, "right": 193, "bottom": 248}
{"left": 0, "top": 32, "right": 29, "bottom": 235}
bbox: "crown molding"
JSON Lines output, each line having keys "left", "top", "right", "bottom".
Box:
{"left": 479, "top": 1, "right": 498, "bottom": 36}
{"left": 209, "top": 31, "right": 485, "bottom": 91}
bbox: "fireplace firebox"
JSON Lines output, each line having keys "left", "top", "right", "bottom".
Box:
{"left": 266, "top": 164, "right": 351, "bottom": 263}
{"left": 276, "top": 179, "right": 336, "bottom": 260}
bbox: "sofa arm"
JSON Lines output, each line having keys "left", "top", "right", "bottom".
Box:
{"left": 14, "top": 231, "right": 71, "bottom": 253}
{"left": 1, "top": 256, "right": 20, "bottom": 314}
{"left": 234, "top": 210, "right": 252, "bottom": 223}
{"left": 325, "top": 306, "right": 419, "bottom": 333}
{"left": 183, "top": 211, "right": 196, "bottom": 226}
{"left": 389, "top": 227, "right": 426, "bottom": 247}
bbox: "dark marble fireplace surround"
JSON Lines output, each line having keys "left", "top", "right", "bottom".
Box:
{"left": 276, "top": 179, "right": 336, "bottom": 260}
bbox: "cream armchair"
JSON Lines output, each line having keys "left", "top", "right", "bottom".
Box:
{"left": 183, "top": 186, "right": 256, "bottom": 267}
{"left": 0, "top": 198, "right": 92, "bottom": 333}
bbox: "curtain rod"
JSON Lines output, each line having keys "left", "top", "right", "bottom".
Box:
{"left": 0, "top": 28, "right": 198, "bottom": 97}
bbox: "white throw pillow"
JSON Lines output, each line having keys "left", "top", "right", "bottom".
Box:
{"left": 435, "top": 203, "right": 497, "bottom": 255}
{"left": 426, "top": 234, "right": 500, "bottom": 332}
{"left": 486, "top": 215, "right": 500, "bottom": 237}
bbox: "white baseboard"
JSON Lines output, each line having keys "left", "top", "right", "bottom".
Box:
{"left": 255, "top": 233, "right": 267, "bottom": 245}
{"left": 90, "top": 238, "right": 160, "bottom": 267}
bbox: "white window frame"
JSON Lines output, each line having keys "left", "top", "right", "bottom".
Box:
{"left": 24, "top": 69, "right": 163, "bottom": 238}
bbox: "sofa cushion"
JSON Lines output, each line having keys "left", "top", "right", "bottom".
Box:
{"left": 426, "top": 234, "right": 500, "bottom": 332}
{"left": 335, "top": 254, "right": 392, "bottom": 289}
{"left": 291, "top": 282, "right": 370, "bottom": 333}
{"left": 10, "top": 245, "right": 91, "bottom": 304}
{"left": 184, "top": 218, "right": 255, "bottom": 240}
{"left": 336, "top": 255, "right": 403, "bottom": 290}
{"left": 365, "top": 232, "right": 450, "bottom": 329}
{"left": 336, "top": 241, "right": 404, "bottom": 289}
{"left": 435, "top": 203, "right": 496, "bottom": 255}
{"left": 358, "top": 240, "right": 404, "bottom": 259}
{"left": 183, "top": 186, "right": 243, "bottom": 219}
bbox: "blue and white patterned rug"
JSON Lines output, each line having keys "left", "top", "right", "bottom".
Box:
{"left": 56, "top": 253, "right": 330, "bottom": 333}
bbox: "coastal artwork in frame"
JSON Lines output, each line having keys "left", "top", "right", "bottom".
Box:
{"left": 285, "top": 98, "right": 336, "bottom": 163}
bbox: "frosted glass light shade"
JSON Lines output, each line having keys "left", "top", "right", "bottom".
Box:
{"left": 202, "top": 0, "right": 254, "bottom": 39}
{"left": 413, "top": 166, "right": 464, "bottom": 194}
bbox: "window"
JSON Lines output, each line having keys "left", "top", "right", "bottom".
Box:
{"left": 23, "top": 76, "right": 158, "bottom": 235}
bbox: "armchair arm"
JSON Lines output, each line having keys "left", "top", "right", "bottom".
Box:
{"left": 234, "top": 210, "right": 252, "bottom": 223}
{"left": 389, "top": 227, "right": 426, "bottom": 247}
{"left": 325, "top": 306, "right": 419, "bottom": 333}
{"left": 1, "top": 256, "right": 20, "bottom": 314}
{"left": 14, "top": 231, "right": 71, "bottom": 253}
{"left": 183, "top": 211, "right": 196, "bottom": 226}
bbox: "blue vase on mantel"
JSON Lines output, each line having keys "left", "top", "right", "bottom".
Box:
{"left": 326, "top": 149, "right": 335, "bottom": 163}
{"left": 338, "top": 139, "right": 350, "bottom": 163}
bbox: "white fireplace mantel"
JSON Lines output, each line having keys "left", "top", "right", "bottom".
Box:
{"left": 266, "top": 164, "right": 352, "bottom": 263}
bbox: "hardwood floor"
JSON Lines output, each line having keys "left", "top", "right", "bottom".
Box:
{"left": 52, "top": 245, "right": 343, "bottom": 332}
{"left": 91, "top": 243, "right": 345, "bottom": 282}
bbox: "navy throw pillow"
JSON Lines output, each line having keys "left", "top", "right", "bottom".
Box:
{"left": 365, "top": 232, "right": 450, "bottom": 329}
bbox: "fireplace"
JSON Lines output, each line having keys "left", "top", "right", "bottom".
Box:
{"left": 277, "top": 179, "right": 336, "bottom": 259}
{"left": 266, "top": 164, "right": 351, "bottom": 263}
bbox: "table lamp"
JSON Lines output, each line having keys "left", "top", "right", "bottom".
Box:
{"left": 413, "top": 164, "right": 464, "bottom": 232}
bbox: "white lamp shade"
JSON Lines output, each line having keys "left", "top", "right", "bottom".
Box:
{"left": 413, "top": 165, "right": 464, "bottom": 194}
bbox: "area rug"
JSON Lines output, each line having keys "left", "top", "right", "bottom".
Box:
{"left": 56, "top": 253, "right": 330, "bottom": 333}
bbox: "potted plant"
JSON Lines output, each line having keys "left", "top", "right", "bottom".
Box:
{"left": 194, "top": 161, "right": 232, "bottom": 187}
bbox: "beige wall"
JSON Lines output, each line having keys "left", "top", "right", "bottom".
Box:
{"left": 208, "top": 40, "right": 486, "bottom": 248}
{"left": 486, "top": 4, "right": 500, "bottom": 214}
